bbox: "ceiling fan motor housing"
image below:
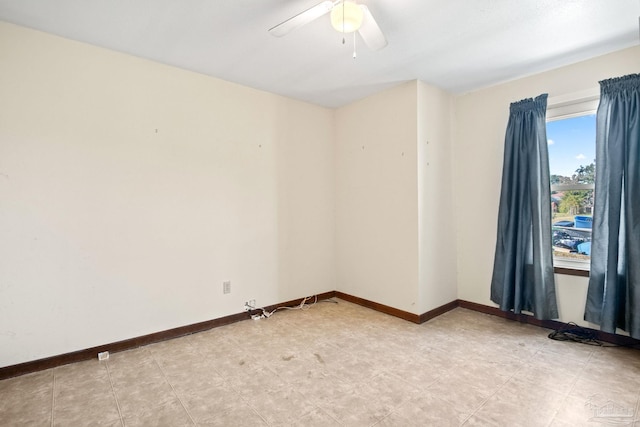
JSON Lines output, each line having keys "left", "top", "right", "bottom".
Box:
{"left": 331, "top": 1, "right": 364, "bottom": 33}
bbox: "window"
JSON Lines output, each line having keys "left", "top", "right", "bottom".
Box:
{"left": 546, "top": 91, "right": 598, "bottom": 270}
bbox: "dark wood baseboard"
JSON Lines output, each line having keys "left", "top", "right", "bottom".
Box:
{"left": 419, "top": 300, "right": 460, "bottom": 323}
{"left": 334, "top": 291, "right": 459, "bottom": 325}
{"left": 334, "top": 291, "right": 422, "bottom": 323}
{"left": 0, "top": 291, "right": 337, "bottom": 381}
{"left": 457, "top": 299, "right": 640, "bottom": 348}
{"left": 457, "top": 300, "right": 567, "bottom": 330}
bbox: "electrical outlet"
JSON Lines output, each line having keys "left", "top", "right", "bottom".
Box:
{"left": 223, "top": 281, "right": 231, "bottom": 294}
{"left": 98, "top": 351, "right": 109, "bottom": 361}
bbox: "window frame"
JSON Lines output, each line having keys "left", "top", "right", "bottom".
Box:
{"left": 546, "top": 89, "right": 599, "bottom": 273}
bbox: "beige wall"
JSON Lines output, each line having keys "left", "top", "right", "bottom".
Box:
{"left": 453, "top": 45, "right": 640, "bottom": 325}
{"left": 417, "top": 82, "right": 457, "bottom": 312}
{"left": 334, "top": 81, "right": 457, "bottom": 315}
{"left": 0, "top": 22, "right": 335, "bottom": 367}
{"left": 334, "top": 81, "right": 420, "bottom": 313}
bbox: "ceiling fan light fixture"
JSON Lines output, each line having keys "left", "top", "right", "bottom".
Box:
{"left": 330, "top": 1, "right": 364, "bottom": 33}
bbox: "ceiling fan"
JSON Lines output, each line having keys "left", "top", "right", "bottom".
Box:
{"left": 268, "top": 0, "right": 388, "bottom": 52}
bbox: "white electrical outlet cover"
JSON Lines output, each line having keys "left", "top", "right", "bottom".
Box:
{"left": 98, "top": 351, "right": 109, "bottom": 361}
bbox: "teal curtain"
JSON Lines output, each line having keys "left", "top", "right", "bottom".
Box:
{"left": 491, "top": 94, "right": 558, "bottom": 320}
{"left": 585, "top": 74, "right": 640, "bottom": 338}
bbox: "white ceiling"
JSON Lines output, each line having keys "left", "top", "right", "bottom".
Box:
{"left": 1, "top": 0, "right": 638, "bottom": 108}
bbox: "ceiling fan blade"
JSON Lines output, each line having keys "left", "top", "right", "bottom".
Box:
{"left": 358, "top": 5, "right": 387, "bottom": 51}
{"left": 268, "top": 1, "right": 335, "bottom": 37}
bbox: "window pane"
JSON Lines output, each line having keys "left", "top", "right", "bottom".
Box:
{"left": 547, "top": 115, "right": 596, "bottom": 182}
{"left": 547, "top": 114, "right": 596, "bottom": 262}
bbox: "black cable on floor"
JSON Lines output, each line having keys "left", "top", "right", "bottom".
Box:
{"left": 548, "top": 322, "right": 640, "bottom": 349}
{"left": 548, "top": 322, "right": 602, "bottom": 346}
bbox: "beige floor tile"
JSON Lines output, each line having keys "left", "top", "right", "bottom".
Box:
{"left": 196, "top": 406, "right": 268, "bottom": 426}
{"left": 107, "top": 348, "right": 155, "bottom": 371}
{"left": 325, "top": 353, "right": 383, "bottom": 385}
{"left": 290, "top": 407, "right": 341, "bottom": 426}
{"left": 0, "top": 370, "right": 53, "bottom": 395}
{"left": 113, "top": 381, "right": 178, "bottom": 419}
{"left": 543, "top": 338, "right": 597, "bottom": 362}
{"left": 377, "top": 392, "right": 471, "bottom": 427}
{"left": 206, "top": 348, "right": 262, "bottom": 379}
{"left": 0, "top": 409, "right": 52, "bottom": 427}
{"left": 582, "top": 355, "right": 640, "bottom": 387}
{"left": 289, "top": 371, "right": 355, "bottom": 407}
{"left": 107, "top": 352, "right": 166, "bottom": 388}
{"left": 461, "top": 413, "right": 501, "bottom": 426}
{"left": 161, "top": 358, "right": 226, "bottom": 393}
{"left": 152, "top": 349, "right": 207, "bottom": 374}
{"left": 54, "top": 384, "right": 120, "bottom": 426}
{"left": 428, "top": 379, "right": 490, "bottom": 415}
{"left": 54, "top": 375, "right": 113, "bottom": 405}
{"left": 589, "top": 346, "right": 640, "bottom": 368}
{"left": 0, "top": 381, "right": 53, "bottom": 411}
{"left": 318, "top": 386, "right": 391, "bottom": 426}
{"left": 385, "top": 355, "right": 446, "bottom": 389}
{"left": 0, "top": 371, "right": 54, "bottom": 426}
{"left": 178, "top": 381, "right": 246, "bottom": 423}
{"left": 359, "top": 371, "right": 420, "bottom": 412}
{"left": 53, "top": 401, "right": 121, "bottom": 427}
{"left": 569, "top": 375, "right": 640, "bottom": 409}
{"left": 516, "top": 363, "right": 579, "bottom": 395}
{"left": 553, "top": 394, "right": 622, "bottom": 426}
{"left": 428, "top": 363, "right": 508, "bottom": 414}
{"left": 243, "top": 387, "right": 317, "bottom": 426}
{"left": 123, "top": 399, "right": 193, "bottom": 426}
{"left": 471, "top": 376, "right": 565, "bottom": 427}
{"left": 224, "top": 366, "right": 288, "bottom": 397}
{"left": 55, "top": 360, "right": 110, "bottom": 385}
{"left": 260, "top": 353, "right": 322, "bottom": 384}
{"left": 187, "top": 333, "right": 241, "bottom": 356}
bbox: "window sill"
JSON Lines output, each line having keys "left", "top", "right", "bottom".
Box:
{"left": 553, "top": 258, "right": 590, "bottom": 277}
{"left": 554, "top": 267, "right": 589, "bottom": 277}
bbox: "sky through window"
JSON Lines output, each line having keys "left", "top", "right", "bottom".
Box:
{"left": 547, "top": 114, "right": 596, "bottom": 177}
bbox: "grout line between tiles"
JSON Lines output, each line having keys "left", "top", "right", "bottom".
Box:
{"left": 50, "top": 370, "right": 56, "bottom": 427}
{"left": 236, "top": 393, "right": 271, "bottom": 426}
{"left": 369, "top": 370, "right": 434, "bottom": 426}
{"left": 104, "top": 361, "right": 125, "bottom": 427}
{"left": 183, "top": 332, "right": 275, "bottom": 425}
{"left": 150, "top": 353, "right": 197, "bottom": 426}
{"left": 458, "top": 379, "right": 507, "bottom": 424}
{"left": 458, "top": 344, "right": 544, "bottom": 426}
{"left": 316, "top": 404, "right": 345, "bottom": 427}
{"left": 370, "top": 400, "right": 402, "bottom": 427}
{"left": 544, "top": 347, "right": 595, "bottom": 427}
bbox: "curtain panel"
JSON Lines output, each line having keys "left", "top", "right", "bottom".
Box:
{"left": 491, "top": 94, "right": 558, "bottom": 320}
{"left": 585, "top": 73, "right": 640, "bottom": 339}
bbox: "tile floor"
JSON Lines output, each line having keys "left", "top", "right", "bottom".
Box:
{"left": 1, "top": 299, "right": 640, "bottom": 426}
